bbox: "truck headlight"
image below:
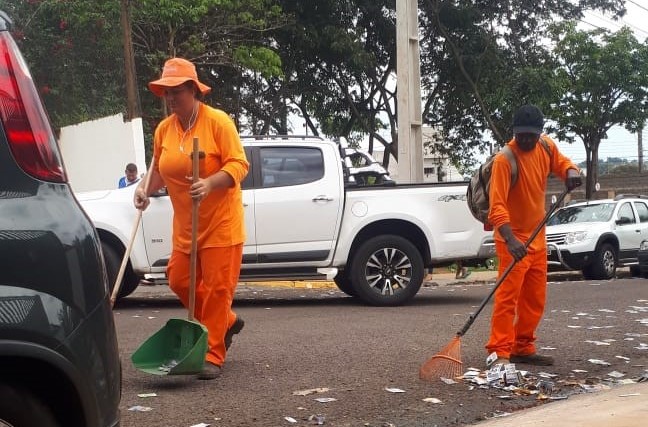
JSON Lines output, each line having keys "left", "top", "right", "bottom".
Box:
{"left": 565, "top": 231, "right": 588, "bottom": 244}
{"left": 641, "top": 240, "right": 648, "bottom": 251}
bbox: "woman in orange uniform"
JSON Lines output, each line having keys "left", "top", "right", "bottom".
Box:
{"left": 134, "top": 58, "right": 249, "bottom": 380}
{"left": 487, "top": 104, "right": 581, "bottom": 367}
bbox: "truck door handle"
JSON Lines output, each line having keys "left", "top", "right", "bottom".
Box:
{"left": 243, "top": 203, "right": 249, "bottom": 207}
{"left": 312, "top": 195, "right": 334, "bottom": 202}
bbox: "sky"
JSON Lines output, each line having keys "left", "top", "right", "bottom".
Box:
{"left": 553, "top": 0, "right": 648, "bottom": 164}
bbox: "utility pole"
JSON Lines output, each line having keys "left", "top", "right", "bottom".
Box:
{"left": 120, "top": 0, "right": 141, "bottom": 119}
{"left": 396, "top": 0, "right": 424, "bottom": 184}
{"left": 639, "top": 126, "right": 644, "bottom": 173}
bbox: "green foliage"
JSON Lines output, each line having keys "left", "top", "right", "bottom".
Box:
{"left": 549, "top": 22, "right": 648, "bottom": 197}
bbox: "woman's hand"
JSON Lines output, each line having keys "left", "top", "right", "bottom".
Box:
{"left": 134, "top": 187, "right": 150, "bottom": 210}
{"left": 190, "top": 177, "right": 212, "bottom": 201}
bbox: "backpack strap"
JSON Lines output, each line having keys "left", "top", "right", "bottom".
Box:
{"left": 500, "top": 146, "right": 518, "bottom": 186}
{"left": 539, "top": 135, "right": 552, "bottom": 159}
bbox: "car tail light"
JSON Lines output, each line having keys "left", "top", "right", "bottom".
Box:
{"left": 0, "top": 32, "right": 66, "bottom": 182}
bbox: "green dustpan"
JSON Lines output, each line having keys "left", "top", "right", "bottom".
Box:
{"left": 131, "top": 319, "right": 208, "bottom": 375}
{"left": 131, "top": 137, "right": 208, "bottom": 376}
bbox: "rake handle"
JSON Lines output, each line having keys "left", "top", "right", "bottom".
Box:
{"left": 189, "top": 137, "right": 200, "bottom": 322}
{"left": 456, "top": 188, "right": 569, "bottom": 337}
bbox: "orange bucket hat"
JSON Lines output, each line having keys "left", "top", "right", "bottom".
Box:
{"left": 148, "top": 58, "right": 211, "bottom": 97}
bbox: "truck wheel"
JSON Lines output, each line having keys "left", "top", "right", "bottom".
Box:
{"left": 349, "top": 235, "right": 424, "bottom": 306}
{"left": 333, "top": 270, "right": 356, "bottom": 296}
{"left": 102, "top": 241, "right": 139, "bottom": 299}
{"left": 584, "top": 243, "right": 617, "bottom": 280}
{"left": 0, "top": 383, "right": 59, "bottom": 427}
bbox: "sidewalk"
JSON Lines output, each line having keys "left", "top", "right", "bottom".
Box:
{"left": 475, "top": 382, "right": 647, "bottom": 427}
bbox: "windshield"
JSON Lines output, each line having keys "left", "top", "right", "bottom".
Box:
{"left": 548, "top": 203, "right": 616, "bottom": 225}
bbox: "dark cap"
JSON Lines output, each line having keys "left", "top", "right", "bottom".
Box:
{"left": 513, "top": 105, "right": 544, "bottom": 134}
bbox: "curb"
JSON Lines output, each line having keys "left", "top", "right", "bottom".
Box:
{"left": 240, "top": 280, "right": 337, "bottom": 289}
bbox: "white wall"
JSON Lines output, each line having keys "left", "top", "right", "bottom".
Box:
{"left": 58, "top": 114, "right": 146, "bottom": 192}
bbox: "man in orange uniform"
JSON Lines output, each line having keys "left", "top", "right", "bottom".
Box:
{"left": 487, "top": 105, "right": 581, "bottom": 367}
{"left": 135, "top": 58, "right": 249, "bottom": 379}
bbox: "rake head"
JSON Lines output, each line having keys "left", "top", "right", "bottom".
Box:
{"left": 419, "top": 335, "right": 463, "bottom": 382}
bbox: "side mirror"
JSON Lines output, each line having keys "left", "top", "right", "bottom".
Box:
{"left": 616, "top": 216, "right": 633, "bottom": 225}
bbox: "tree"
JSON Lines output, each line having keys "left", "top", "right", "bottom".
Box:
{"left": 548, "top": 23, "right": 648, "bottom": 198}
{"left": 2, "top": 0, "right": 125, "bottom": 128}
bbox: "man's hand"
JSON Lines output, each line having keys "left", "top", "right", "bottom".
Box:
{"left": 566, "top": 169, "right": 582, "bottom": 191}
{"left": 506, "top": 236, "right": 527, "bottom": 261}
{"left": 499, "top": 223, "right": 527, "bottom": 261}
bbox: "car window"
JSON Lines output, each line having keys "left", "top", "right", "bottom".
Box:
{"left": 241, "top": 147, "right": 253, "bottom": 190}
{"left": 617, "top": 202, "right": 636, "bottom": 223}
{"left": 547, "top": 203, "right": 615, "bottom": 225}
{"left": 634, "top": 202, "right": 648, "bottom": 223}
{"left": 260, "top": 147, "right": 324, "bottom": 188}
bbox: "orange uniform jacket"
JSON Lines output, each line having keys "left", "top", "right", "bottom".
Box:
{"left": 153, "top": 103, "right": 249, "bottom": 252}
{"left": 488, "top": 135, "right": 577, "bottom": 251}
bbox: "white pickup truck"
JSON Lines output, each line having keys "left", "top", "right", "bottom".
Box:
{"left": 78, "top": 136, "right": 494, "bottom": 306}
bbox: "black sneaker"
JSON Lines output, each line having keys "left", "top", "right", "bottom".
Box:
{"left": 197, "top": 362, "right": 221, "bottom": 380}
{"left": 510, "top": 353, "right": 554, "bottom": 366}
{"left": 225, "top": 316, "right": 245, "bottom": 350}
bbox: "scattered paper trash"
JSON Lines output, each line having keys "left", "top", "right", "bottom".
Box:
{"left": 572, "top": 369, "right": 588, "bottom": 373}
{"left": 616, "top": 356, "right": 631, "bottom": 361}
{"left": 292, "top": 387, "right": 330, "bottom": 396}
{"left": 385, "top": 387, "right": 405, "bottom": 393}
{"left": 284, "top": 416, "right": 297, "bottom": 423}
{"left": 308, "top": 414, "right": 325, "bottom": 425}
{"left": 128, "top": 406, "right": 153, "bottom": 412}
{"left": 607, "top": 371, "right": 626, "bottom": 378}
{"left": 619, "top": 393, "right": 641, "bottom": 397}
{"left": 588, "top": 359, "right": 611, "bottom": 366}
{"left": 137, "top": 393, "right": 157, "bottom": 398}
{"left": 190, "top": 423, "right": 210, "bottom": 427}
{"left": 440, "top": 377, "right": 458, "bottom": 384}
{"left": 422, "top": 397, "right": 442, "bottom": 404}
{"left": 314, "top": 397, "right": 337, "bottom": 403}
{"left": 540, "top": 346, "right": 557, "bottom": 350}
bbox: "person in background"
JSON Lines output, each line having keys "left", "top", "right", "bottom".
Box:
{"left": 486, "top": 104, "right": 581, "bottom": 368}
{"left": 118, "top": 163, "right": 140, "bottom": 188}
{"left": 455, "top": 260, "right": 471, "bottom": 280}
{"left": 133, "top": 57, "right": 249, "bottom": 380}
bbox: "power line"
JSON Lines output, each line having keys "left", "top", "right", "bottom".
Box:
{"left": 628, "top": 0, "right": 648, "bottom": 14}
{"left": 584, "top": 10, "right": 648, "bottom": 37}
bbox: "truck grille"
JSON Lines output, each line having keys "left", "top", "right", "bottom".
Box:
{"left": 547, "top": 233, "right": 566, "bottom": 245}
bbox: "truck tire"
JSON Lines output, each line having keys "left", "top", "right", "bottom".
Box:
{"left": 333, "top": 270, "right": 356, "bottom": 296}
{"left": 583, "top": 243, "right": 617, "bottom": 280}
{"left": 349, "top": 235, "right": 424, "bottom": 306}
{"left": 102, "top": 241, "right": 140, "bottom": 299}
{"left": 0, "top": 383, "right": 59, "bottom": 427}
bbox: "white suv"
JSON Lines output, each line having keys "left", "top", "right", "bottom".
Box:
{"left": 546, "top": 195, "right": 648, "bottom": 279}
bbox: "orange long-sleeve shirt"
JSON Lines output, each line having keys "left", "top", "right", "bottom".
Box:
{"left": 153, "top": 103, "right": 249, "bottom": 253}
{"left": 488, "top": 134, "right": 577, "bottom": 252}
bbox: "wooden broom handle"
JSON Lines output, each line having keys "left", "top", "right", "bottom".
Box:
{"left": 189, "top": 137, "right": 200, "bottom": 321}
{"left": 110, "top": 159, "right": 155, "bottom": 307}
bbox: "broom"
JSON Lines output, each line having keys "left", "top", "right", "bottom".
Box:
{"left": 419, "top": 188, "right": 569, "bottom": 381}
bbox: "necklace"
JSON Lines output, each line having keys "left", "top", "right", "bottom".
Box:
{"left": 175, "top": 102, "right": 199, "bottom": 154}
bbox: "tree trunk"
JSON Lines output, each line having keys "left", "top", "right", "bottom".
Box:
{"left": 120, "top": 0, "right": 141, "bottom": 119}
{"left": 585, "top": 139, "right": 601, "bottom": 200}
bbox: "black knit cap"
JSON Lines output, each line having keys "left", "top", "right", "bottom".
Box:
{"left": 512, "top": 104, "right": 544, "bottom": 134}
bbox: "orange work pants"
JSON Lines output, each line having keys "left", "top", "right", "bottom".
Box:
{"left": 486, "top": 241, "right": 547, "bottom": 359}
{"left": 167, "top": 244, "right": 243, "bottom": 366}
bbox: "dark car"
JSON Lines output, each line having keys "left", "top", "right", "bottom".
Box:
{"left": 0, "top": 11, "right": 120, "bottom": 427}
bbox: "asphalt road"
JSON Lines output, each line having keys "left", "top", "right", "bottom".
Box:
{"left": 113, "top": 275, "right": 648, "bottom": 427}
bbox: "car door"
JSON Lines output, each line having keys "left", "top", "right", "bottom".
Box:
{"left": 241, "top": 147, "right": 256, "bottom": 263}
{"left": 253, "top": 145, "right": 343, "bottom": 265}
{"left": 633, "top": 201, "right": 648, "bottom": 246}
{"left": 615, "top": 202, "right": 641, "bottom": 260}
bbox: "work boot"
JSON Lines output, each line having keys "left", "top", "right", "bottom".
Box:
{"left": 510, "top": 353, "right": 554, "bottom": 366}
{"left": 197, "top": 362, "right": 221, "bottom": 380}
{"left": 225, "top": 316, "right": 245, "bottom": 350}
